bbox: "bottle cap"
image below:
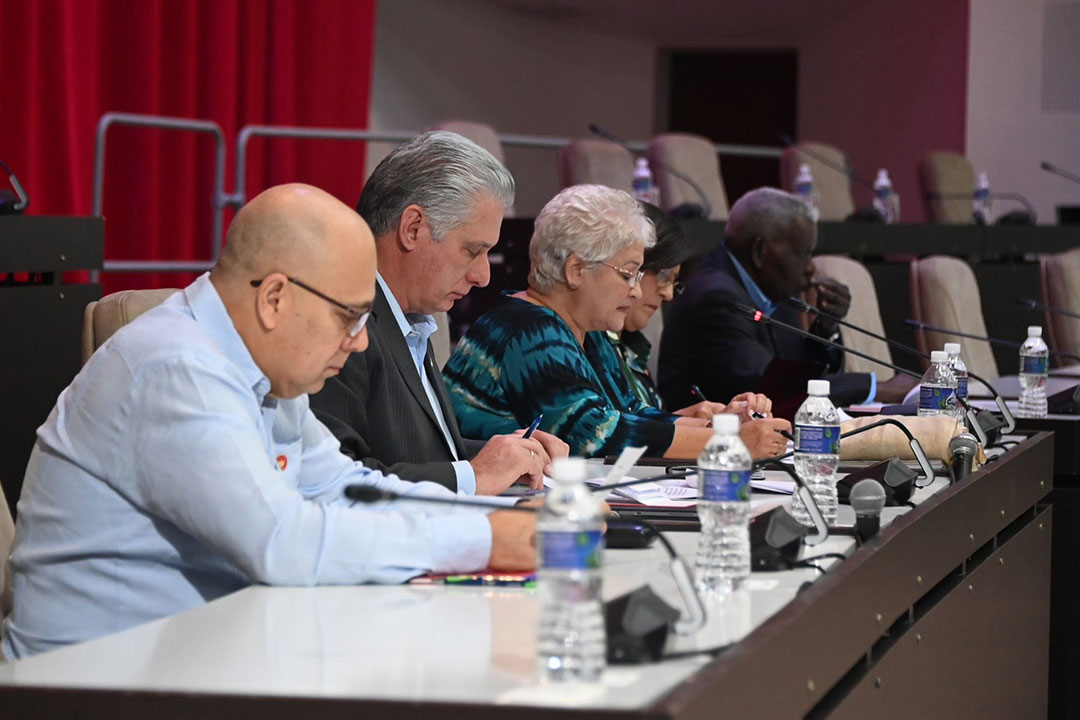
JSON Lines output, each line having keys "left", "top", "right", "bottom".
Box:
{"left": 635, "top": 158, "right": 650, "bottom": 172}
{"left": 1027, "top": 325, "right": 1042, "bottom": 337}
{"left": 944, "top": 342, "right": 961, "bottom": 354}
{"left": 875, "top": 168, "right": 890, "bottom": 184}
{"left": 807, "top": 379, "right": 830, "bottom": 396}
{"left": 930, "top": 350, "right": 948, "bottom": 363}
{"left": 550, "top": 457, "right": 587, "bottom": 483}
{"left": 711, "top": 414, "right": 739, "bottom": 435}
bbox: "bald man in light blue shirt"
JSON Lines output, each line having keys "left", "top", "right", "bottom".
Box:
{"left": 1, "top": 184, "right": 534, "bottom": 660}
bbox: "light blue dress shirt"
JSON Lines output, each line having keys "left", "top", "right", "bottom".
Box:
{"left": 726, "top": 248, "right": 876, "bottom": 403}
{"left": 376, "top": 275, "right": 477, "bottom": 495}
{"left": 0, "top": 273, "right": 492, "bottom": 660}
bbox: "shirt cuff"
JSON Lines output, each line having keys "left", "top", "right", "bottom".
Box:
{"left": 864, "top": 372, "right": 878, "bottom": 404}
{"left": 453, "top": 460, "right": 477, "bottom": 496}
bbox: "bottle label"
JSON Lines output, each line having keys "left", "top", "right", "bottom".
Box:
{"left": 794, "top": 424, "right": 840, "bottom": 455}
{"left": 919, "top": 385, "right": 956, "bottom": 412}
{"left": 700, "top": 469, "right": 750, "bottom": 502}
{"left": 540, "top": 530, "right": 603, "bottom": 570}
{"left": 1020, "top": 356, "right": 1048, "bottom": 375}
{"left": 956, "top": 376, "right": 968, "bottom": 400}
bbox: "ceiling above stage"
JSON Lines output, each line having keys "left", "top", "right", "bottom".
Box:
{"left": 483, "top": 0, "right": 870, "bottom": 45}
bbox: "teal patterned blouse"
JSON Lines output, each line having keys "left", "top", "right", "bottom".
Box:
{"left": 443, "top": 296, "right": 678, "bottom": 458}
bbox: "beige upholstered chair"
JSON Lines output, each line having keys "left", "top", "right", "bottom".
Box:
{"left": 82, "top": 288, "right": 180, "bottom": 365}
{"left": 909, "top": 256, "right": 998, "bottom": 379}
{"left": 780, "top": 143, "right": 856, "bottom": 221}
{"left": 918, "top": 151, "right": 976, "bottom": 224}
{"left": 430, "top": 120, "right": 515, "bottom": 218}
{"left": 811, "top": 256, "right": 895, "bottom": 380}
{"left": 1, "top": 479, "right": 14, "bottom": 626}
{"left": 557, "top": 138, "right": 634, "bottom": 192}
{"left": 430, "top": 311, "right": 452, "bottom": 370}
{"left": 1040, "top": 248, "right": 1080, "bottom": 367}
{"left": 647, "top": 133, "right": 729, "bottom": 220}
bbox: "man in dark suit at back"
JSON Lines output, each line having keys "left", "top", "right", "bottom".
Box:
{"left": 658, "top": 187, "right": 916, "bottom": 410}
{"left": 309, "top": 131, "right": 566, "bottom": 495}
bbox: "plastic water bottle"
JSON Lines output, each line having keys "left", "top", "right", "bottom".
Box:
{"left": 791, "top": 379, "right": 840, "bottom": 527}
{"left": 918, "top": 350, "right": 958, "bottom": 417}
{"left": 943, "top": 342, "right": 969, "bottom": 420}
{"left": 695, "top": 414, "right": 752, "bottom": 596}
{"left": 794, "top": 163, "right": 820, "bottom": 222}
{"left": 872, "top": 168, "right": 900, "bottom": 224}
{"left": 632, "top": 157, "right": 657, "bottom": 204}
{"left": 973, "top": 172, "right": 993, "bottom": 225}
{"left": 1018, "top": 326, "right": 1049, "bottom": 418}
{"left": 536, "top": 457, "right": 606, "bottom": 682}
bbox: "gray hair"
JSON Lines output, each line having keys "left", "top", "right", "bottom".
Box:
{"left": 357, "top": 130, "right": 515, "bottom": 241}
{"left": 529, "top": 184, "right": 656, "bottom": 292}
{"left": 725, "top": 187, "right": 814, "bottom": 251}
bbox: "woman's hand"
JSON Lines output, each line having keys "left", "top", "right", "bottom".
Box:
{"left": 739, "top": 418, "right": 792, "bottom": 459}
{"left": 674, "top": 400, "right": 729, "bottom": 421}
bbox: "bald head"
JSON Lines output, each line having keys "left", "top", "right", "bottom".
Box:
{"left": 213, "top": 183, "right": 377, "bottom": 398}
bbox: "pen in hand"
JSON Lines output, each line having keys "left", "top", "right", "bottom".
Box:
{"left": 523, "top": 414, "right": 543, "bottom": 439}
{"left": 690, "top": 385, "right": 709, "bottom": 403}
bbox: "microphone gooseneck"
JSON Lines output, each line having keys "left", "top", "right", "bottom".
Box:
{"left": 904, "top": 319, "right": 1080, "bottom": 362}
{"left": 777, "top": 133, "right": 876, "bottom": 192}
{"left": 1018, "top": 296, "right": 1080, "bottom": 321}
{"left": 1040, "top": 160, "right": 1080, "bottom": 185}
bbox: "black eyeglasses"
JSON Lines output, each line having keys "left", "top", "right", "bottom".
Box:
{"left": 654, "top": 268, "right": 685, "bottom": 296}
{"left": 251, "top": 277, "right": 370, "bottom": 338}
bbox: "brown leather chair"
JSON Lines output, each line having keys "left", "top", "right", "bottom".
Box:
{"left": 81, "top": 288, "right": 180, "bottom": 365}
{"left": 1039, "top": 247, "right": 1080, "bottom": 368}
{"left": 811, "top": 255, "right": 895, "bottom": 380}
{"left": 780, "top": 142, "right": 856, "bottom": 221}
{"left": 918, "top": 151, "right": 975, "bottom": 224}
{"left": 557, "top": 138, "right": 634, "bottom": 193}
{"left": 909, "top": 255, "right": 998, "bottom": 379}
{"left": 647, "top": 133, "right": 729, "bottom": 220}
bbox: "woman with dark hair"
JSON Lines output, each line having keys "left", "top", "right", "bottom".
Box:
{"left": 607, "top": 203, "right": 772, "bottom": 420}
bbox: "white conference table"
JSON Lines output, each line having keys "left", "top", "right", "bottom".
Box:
{"left": 0, "top": 434, "right": 1054, "bottom": 719}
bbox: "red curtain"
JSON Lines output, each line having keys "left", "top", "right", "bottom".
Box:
{"left": 0, "top": 0, "right": 376, "bottom": 292}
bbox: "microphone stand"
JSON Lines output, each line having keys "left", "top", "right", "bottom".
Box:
{"left": 924, "top": 191, "right": 1037, "bottom": 223}
{"left": 732, "top": 302, "right": 991, "bottom": 446}
{"left": 904, "top": 319, "right": 1080, "bottom": 363}
{"left": 1018, "top": 296, "right": 1080, "bottom": 321}
{"left": 790, "top": 297, "right": 1017, "bottom": 434}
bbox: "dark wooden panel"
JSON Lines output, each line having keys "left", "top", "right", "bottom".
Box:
{"left": 0, "top": 216, "right": 104, "bottom": 273}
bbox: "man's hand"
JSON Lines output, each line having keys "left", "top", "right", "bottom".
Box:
{"left": 874, "top": 373, "right": 919, "bottom": 404}
{"left": 487, "top": 509, "right": 536, "bottom": 571}
{"left": 811, "top": 277, "right": 851, "bottom": 336}
{"left": 512, "top": 428, "right": 568, "bottom": 476}
{"left": 739, "top": 417, "right": 792, "bottom": 459}
{"left": 470, "top": 433, "right": 550, "bottom": 495}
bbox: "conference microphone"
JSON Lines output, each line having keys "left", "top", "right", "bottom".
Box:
{"left": 0, "top": 159, "right": 29, "bottom": 215}
{"left": 346, "top": 483, "right": 708, "bottom": 662}
{"left": 790, "top": 297, "right": 1016, "bottom": 435}
{"left": 849, "top": 479, "right": 886, "bottom": 544}
{"left": 948, "top": 432, "right": 979, "bottom": 482}
{"left": 904, "top": 319, "right": 1080, "bottom": 363}
{"left": 1018, "top": 296, "right": 1080, "bottom": 321}
{"left": 924, "top": 191, "right": 1036, "bottom": 225}
{"left": 588, "top": 123, "right": 713, "bottom": 219}
{"left": 729, "top": 301, "right": 990, "bottom": 446}
{"left": 1040, "top": 160, "right": 1080, "bottom": 186}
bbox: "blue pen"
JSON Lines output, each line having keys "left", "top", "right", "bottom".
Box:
{"left": 523, "top": 414, "right": 543, "bottom": 439}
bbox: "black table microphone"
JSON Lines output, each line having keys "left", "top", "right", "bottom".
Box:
{"left": 1017, "top": 296, "right": 1080, "bottom": 321}
{"left": 948, "top": 433, "right": 979, "bottom": 482}
{"left": 849, "top": 479, "right": 886, "bottom": 544}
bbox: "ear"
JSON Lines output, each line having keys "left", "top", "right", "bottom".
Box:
{"left": 564, "top": 253, "right": 585, "bottom": 290}
{"left": 749, "top": 236, "right": 768, "bottom": 270}
{"left": 397, "top": 205, "right": 427, "bottom": 252}
{"left": 254, "top": 273, "right": 289, "bottom": 331}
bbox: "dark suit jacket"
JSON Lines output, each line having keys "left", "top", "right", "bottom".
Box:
{"left": 309, "top": 284, "right": 479, "bottom": 490}
{"left": 658, "top": 247, "right": 872, "bottom": 409}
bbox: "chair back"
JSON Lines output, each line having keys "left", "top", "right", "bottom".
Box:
{"left": 430, "top": 120, "right": 514, "bottom": 217}
{"left": 82, "top": 288, "right": 180, "bottom": 365}
{"left": 780, "top": 142, "right": 856, "bottom": 221}
{"left": 430, "top": 311, "right": 452, "bottom": 370}
{"left": 909, "top": 255, "right": 998, "bottom": 379}
{"left": 811, "top": 255, "right": 895, "bottom": 380}
{"left": 1040, "top": 248, "right": 1080, "bottom": 367}
{"left": 647, "top": 133, "right": 729, "bottom": 220}
{"left": 1, "top": 479, "right": 14, "bottom": 627}
{"left": 557, "top": 138, "right": 634, "bottom": 192}
{"left": 918, "top": 151, "right": 975, "bottom": 224}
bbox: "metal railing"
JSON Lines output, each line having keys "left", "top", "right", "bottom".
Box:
{"left": 92, "top": 113, "right": 783, "bottom": 275}
{"left": 92, "top": 112, "right": 227, "bottom": 279}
